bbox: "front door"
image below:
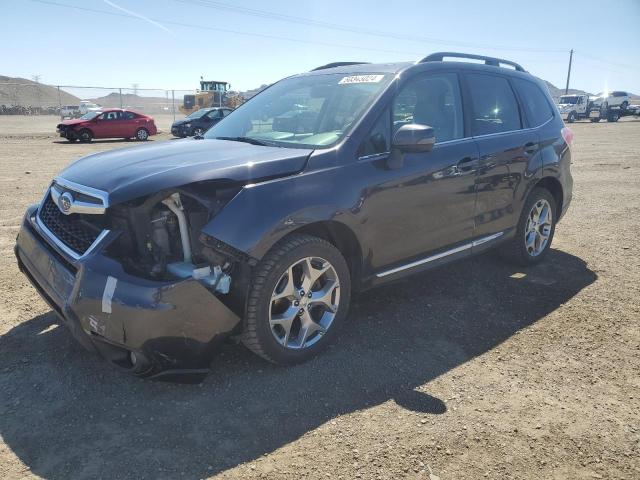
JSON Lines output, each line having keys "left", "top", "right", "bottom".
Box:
{"left": 358, "top": 72, "right": 479, "bottom": 271}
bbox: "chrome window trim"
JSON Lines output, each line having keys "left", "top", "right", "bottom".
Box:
{"left": 357, "top": 137, "right": 473, "bottom": 161}
{"left": 471, "top": 116, "right": 552, "bottom": 140}
{"left": 376, "top": 231, "right": 504, "bottom": 278}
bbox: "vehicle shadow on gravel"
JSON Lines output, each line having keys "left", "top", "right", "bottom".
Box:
{"left": 0, "top": 249, "right": 596, "bottom": 479}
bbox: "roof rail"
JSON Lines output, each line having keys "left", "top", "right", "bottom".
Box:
{"left": 311, "top": 62, "right": 370, "bottom": 71}
{"left": 419, "top": 52, "right": 526, "bottom": 72}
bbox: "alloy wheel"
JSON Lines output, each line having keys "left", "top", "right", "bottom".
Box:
{"left": 524, "top": 199, "right": 553, "bottom": 256}
{"left": 269, "top": 256, "right": 340, "bottom": 350}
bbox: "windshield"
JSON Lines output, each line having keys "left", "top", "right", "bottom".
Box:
{"left": 559, "top": 96, "right": 579, "bottom": 104}
{"left": 186, "top": 109, "right": 211, "bottom": 119}
{"left": 80, "top": 111, "right": 100, "bottom": 120}
{"left": 205, "top": 73, "right": 392, "bottom": 148}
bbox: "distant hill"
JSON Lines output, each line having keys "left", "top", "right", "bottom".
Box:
{"left": 0, "top": 76, "right": 80, "bottom": 107}
{"left": 544, "top": 81, "right": 590, "bottom": 101}
{"left": 90, "top": 92, "right": 172, "bottom": 113}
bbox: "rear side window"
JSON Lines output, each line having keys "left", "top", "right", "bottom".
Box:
{"left": 513, "top": 78, "right": 554, "bottom": 127}
{"left": 123, "top": 111, "right": 135, "bottom": 120}
{"left": 466, "top": 74, "right": 521, "bottom": 135}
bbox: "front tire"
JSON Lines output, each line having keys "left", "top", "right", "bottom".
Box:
{"left": 567, "top": 112, "right": 576, "bottom": 123}
{"left": 242, "top": 234, "right": 351, "bottom": 365}
{"left": 66, "top": 130, "right": 78, "bottom": 142}
{"left": 500, "top": 188, "right": 557, "bottom": 266}
{"left": 78, "top": 129, "right": 93, "bottom": 143}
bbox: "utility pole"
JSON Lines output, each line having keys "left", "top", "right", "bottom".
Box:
{"left": 32, "top": 75, "right": 42, "bottom": 112}
{"left": 565, "top": 49, "right": 573, "bottom": 95}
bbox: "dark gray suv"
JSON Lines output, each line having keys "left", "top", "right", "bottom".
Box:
{"left": 15, "top": 52, "right": 573, "bottom": 381}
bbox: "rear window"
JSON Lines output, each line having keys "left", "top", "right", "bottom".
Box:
{"left": 466, "top": 73, "right": 521, "bottom": 135}
{"left": 513, "top": 78, "right": 554, "bottom": 127}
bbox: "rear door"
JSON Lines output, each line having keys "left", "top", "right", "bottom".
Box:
{"left": 463, "top": 72, "right": 540, "bottom": 239}
{"left": 121, "top": 110, "right": 140, "bottom": 136}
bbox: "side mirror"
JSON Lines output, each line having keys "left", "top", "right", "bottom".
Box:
{"left": 388, "top": 124, "right": 435, "bottom": 169}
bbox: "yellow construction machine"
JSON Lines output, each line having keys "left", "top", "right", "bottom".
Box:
{"left": 179, "top": 79, "right": 230, "bottom": 115}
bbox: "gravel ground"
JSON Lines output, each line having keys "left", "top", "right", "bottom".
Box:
{"left": 0, "top": 116, "right": 638, "bottom": 480}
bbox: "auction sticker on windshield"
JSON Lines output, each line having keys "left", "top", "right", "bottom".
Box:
{"left": 338, "top": 75, "right": 385, "bottom": 85}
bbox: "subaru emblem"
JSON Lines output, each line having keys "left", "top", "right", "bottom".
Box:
{"left": 59, "top": 191, "right": 74, "bottom": 214}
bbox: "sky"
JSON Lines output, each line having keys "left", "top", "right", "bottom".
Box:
{"left": 1, "top": 0, "right": 639, "bottom": 96}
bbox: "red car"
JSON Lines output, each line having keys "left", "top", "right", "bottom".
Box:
{"left": 56, "top": 108, "right": 158, "bottom": 143}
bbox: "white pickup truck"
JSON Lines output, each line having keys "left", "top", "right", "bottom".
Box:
{"left": 558, "top": 91, "right": 633, "bottom": 123}
{"left": 556, "top": 94, "right": 591, "bottom": 123}
{"left": 59, "top": 100, "right": 101, "bottom": 119}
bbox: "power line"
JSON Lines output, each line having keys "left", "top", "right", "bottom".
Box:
{"left": 573, "top": 51, "right": 635, "bottom": 71}
{"left": 31, "top": 0, "right": 637, "bottom": 77}
{"left": 30, "top": 0, "right": 568, "bottom": 60}
{"left": 176, "top": 0, "right": 567, "bottom": 54}
{"left": 28, "top": 0, "right": 424, "bottom": 57}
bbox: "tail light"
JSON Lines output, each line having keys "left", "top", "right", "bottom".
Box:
{"left": 561, "top": 126, "right": 574, "bottom": 148}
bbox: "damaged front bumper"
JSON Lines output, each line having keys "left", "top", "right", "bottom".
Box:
{"left": 15, "top": 205, "right": 241, "bottom": 382}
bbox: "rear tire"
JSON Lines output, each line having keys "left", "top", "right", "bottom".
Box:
{"left": 242, "top": 234, "right": 351, "bottom": 365}
{"left": 567, "top": 112, "right": 576, "bottom": 123}
{"left": 499, "top": 187, "right": 557, "bottom": 267}
{"left": 135, "top": 128, "right": 149, "bottom": 141}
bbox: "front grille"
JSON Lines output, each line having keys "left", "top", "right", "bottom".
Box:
{"left": 38, "top": 193, "right": 104, "bottom": 255}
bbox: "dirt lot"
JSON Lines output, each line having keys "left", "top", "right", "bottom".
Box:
{"left": 0, "top": 116, "right": 638, "bottom": 480}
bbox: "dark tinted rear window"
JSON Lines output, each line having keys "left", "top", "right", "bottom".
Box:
{"left": 466, "top": 73, "right": 521, "bottom": 135}
{"left": 512, "top": 78, "right": 554, "bottom": 127}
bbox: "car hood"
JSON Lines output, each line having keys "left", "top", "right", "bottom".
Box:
{"left": 59, "top": 119, "right": 89, "bottom": 127}
{"left": 58, "top": 139, "right": 313, "bottom": 204}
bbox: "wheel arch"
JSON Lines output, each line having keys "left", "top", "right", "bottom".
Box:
{"left": 287, "top": 221, "right": 364, "bottom": 290}
{"left": 533, "top": 176, "right": 563, "bottom": 217}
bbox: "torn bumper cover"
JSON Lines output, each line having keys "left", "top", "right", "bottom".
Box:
{"left": 15, "top": 206, "right": 241, "bottom": 382}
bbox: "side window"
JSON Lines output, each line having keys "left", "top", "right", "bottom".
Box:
{"left": 104, "top": 111, "right": 121, "bottom": 121}
{"left": 123, "top": 111, "right": 135, "bottom": 120}
{"left": 512, "top": 78, "right": 554, "bottom": 127}
{"left": 466, "top": 73, "right": 521, "bottom": 135}
{"left": 392, "top": 73, "right": 463, "bottom": 143}
{"left": 358, "top": 108, "right": 390, "bottom": 157}
{"left": 223, "top": 109, "right": 232, "bottom": 116}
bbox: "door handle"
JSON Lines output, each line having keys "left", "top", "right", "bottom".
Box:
{"left": 457, "top": 157, "right": 479, "bottom": 173}
{"left": 524, "top": 142, "right": 539, "bottom": 155}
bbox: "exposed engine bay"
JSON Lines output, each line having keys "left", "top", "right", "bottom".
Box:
{"left": 105, "top": 182, "right": 244, "bottom": 294}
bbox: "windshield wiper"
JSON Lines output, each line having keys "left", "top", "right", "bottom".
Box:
{"left": 215, "top": 136, "right": 273, "bottom": 146}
